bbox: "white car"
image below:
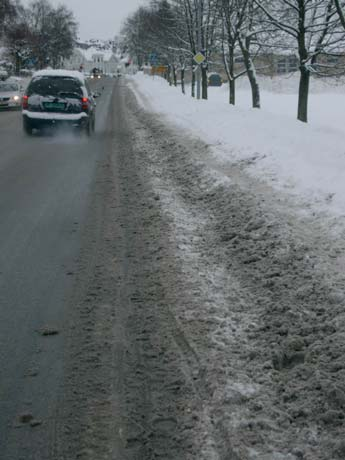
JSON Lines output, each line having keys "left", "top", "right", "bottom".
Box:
{"left": 0, "top": 82, "right": 22, "bottom": 109}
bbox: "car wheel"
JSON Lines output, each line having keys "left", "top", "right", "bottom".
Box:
{"left": 23, "top": 118, "right": 33, "bottom": 135}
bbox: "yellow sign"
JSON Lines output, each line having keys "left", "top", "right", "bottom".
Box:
{"left": 151, "top": 65, "right": 168, "bottom": 75}
{"left": 193, "top": 52, "right": 206, "bottom": 65}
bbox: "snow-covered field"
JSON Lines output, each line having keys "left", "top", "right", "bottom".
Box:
{"left": 130, "top": 72, "right": 345, "bottom": 219}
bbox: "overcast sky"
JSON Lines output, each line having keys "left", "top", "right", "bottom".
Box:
{"left": 22, "top": 0, "right": 147, "bottom": 40}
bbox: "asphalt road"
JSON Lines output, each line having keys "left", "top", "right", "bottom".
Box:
{"left": 0, "top": 76, "right": 204, "bottom": 460}
{"left": 0, "top": 77, "right": 115, "bottom": 459}
{"left": 0, "top": 75, "right": 210, "bottom": 460}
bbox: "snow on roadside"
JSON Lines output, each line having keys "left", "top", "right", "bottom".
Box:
{"left": 129, "top": 73, "right": 345, "bottom": 219}
{"left": 127, "top": 72, "right": 345, "bottom": 459}
{"left": 131, "top": 121, "right": 267, "bottom": 459}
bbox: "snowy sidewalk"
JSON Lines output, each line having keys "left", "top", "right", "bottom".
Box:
{"left": 129, "top": 72, "right": 345, "bottom": 220}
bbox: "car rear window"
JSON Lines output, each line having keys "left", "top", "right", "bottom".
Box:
{"left": 27, "top": 76, "right": 83, "bottom": 98}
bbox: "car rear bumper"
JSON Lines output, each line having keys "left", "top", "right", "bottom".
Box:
{"left": 22, "top": 111, "right": 89, "bottom": 128}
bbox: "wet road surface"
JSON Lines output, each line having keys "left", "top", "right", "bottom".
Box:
{"left": 0, "top": 77, "right": 115, "bottom": 459}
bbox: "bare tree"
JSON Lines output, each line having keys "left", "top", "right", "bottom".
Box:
{"left": 122, "top": 0, "right": 345, "bottom": 122}
{"left": 170, "top": 0, "right": 198, "bottom": 95}
{"left": 47, "top": 5, "right": 78, "bottom": 68}
{"left": 237, "top": 0, "right": 262, "bottom": 108}
{"left": 122, "top": 2, "right": 177, "bottom": 67}
{"left": 2, "top": 0, "right": 77, "bottom": 73}
{"left": 122, "top": 1, "right": 192, "bottom": 92}
{"left": 172, "top": 0, "right": 221, "bottom": 99}
{"left": 0, "top": 0, "right": 17, "bottom": 38}
{"left": 3, "top": 3, "right": 32, "bottom": 74}
{"left": 255, "top": 0, "right": 344, "bottom": 122}
{"left": 218, "top": 0, "right": 262, "bottom": 107}
{"left": 27, "top": 0, "right": 77, "bottom": 69}
{"left": 333, "top": 0, "right": 345, "bottom": 28}
{"left": 220, "top": 0, "right": 242, "bottom": 105}
{"left": 220, "top": 0, "right": 254, "bottom": 105}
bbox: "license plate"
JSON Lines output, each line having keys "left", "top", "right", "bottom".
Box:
{"left": 43, "top": 102, "right": 65, "bottom": 110}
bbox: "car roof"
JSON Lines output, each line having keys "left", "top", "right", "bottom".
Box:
{"left": 32, "top": 69, "right": 86, "bottom": 85}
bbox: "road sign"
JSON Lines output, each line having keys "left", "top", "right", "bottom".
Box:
{"left": 193, "top": 52, "right": 206, "bottom": 65}
{"left": 149, "top": 53, "right": 158, "bottom": 65}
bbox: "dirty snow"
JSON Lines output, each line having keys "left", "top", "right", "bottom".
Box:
{"left": 127, "top": 73, "right": 345, "bottom": 459}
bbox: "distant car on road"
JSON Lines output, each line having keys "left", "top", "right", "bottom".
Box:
{"left": 91, "top": 67, "right": 102, "bottom": 80}
{"left": 22, "top": 69, "right": 96, "bottom": 135}
{"left": 0, "top": 82, "right": 22, "bottom": 109}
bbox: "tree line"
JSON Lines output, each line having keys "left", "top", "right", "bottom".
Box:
{"left": 121, "top": 0, "right": 345, "bottom": 122}
{"left": 0, "top": 0, "right": 77, "bottom": 74}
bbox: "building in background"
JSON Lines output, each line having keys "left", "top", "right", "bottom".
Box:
{"left": 63, "top": 39, "right": 123, "bottom": 75}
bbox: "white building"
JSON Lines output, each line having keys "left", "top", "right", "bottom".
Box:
{"left": 63, "top": 44, "right": 122, "bottom": 75}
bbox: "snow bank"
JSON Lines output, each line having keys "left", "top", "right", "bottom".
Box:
{"left": 130, "top": 73, "right": 345, "bottom": 217}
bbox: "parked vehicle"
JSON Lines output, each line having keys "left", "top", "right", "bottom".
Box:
{"left": 0, "top": 82, "right": 22, "bottom": 109}
{"left": 22, "top": 69, "right": 96, "bottom": 135}
{"left": 208, "top": 72, "right": 223, "bottom": 87}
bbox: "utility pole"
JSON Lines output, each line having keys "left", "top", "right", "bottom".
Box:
{"left": 196, "top": 0, "right": 202, "bottom": 100}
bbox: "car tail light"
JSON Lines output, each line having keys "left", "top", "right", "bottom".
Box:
{"left": 22, "top": 95, "right": 29, "bottom": 109}
{"left": 81, "top": 97, "right": 88, "bottom": 111}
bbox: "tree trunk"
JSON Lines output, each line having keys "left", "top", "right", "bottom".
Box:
{"left": 191, "top": 67, "right": 196, "bottom": 98}
{"left": 247, "top": 64, "right": 260, "bottom": 109}
{"left": 222, "top": 42, "right": 236, "bottom": 105}
{"left": 296, "top": 1, "right": 310, "bottom": 123}
{"left": 297, "top": 66, "right": 310, "bottom": 123}
{"left": 334, "top": 0, "right": 345, "bottom": 30}
{"left": 181, "top": 67, "right": 185, "bottom": 95}
{"left": 201, "top": 65, "right": 208, "bottom": 100}
{"left": 172, "top": 65, "right": 177, "bottom": 87}
{"left": 229, "top": 78, "right": 235, "bottom": 105}
{"left": 167, "top": 65, "right": 172, "bottom": 86}
{"left": 239, "top": 36, "right": 260, "bottom": 109}
{"left": 229, "top": 46, "right": 235, "bottom": 105}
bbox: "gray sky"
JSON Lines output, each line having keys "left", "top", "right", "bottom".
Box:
{"left": 22, "top": 0, "right": 146, "bottom": 40}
